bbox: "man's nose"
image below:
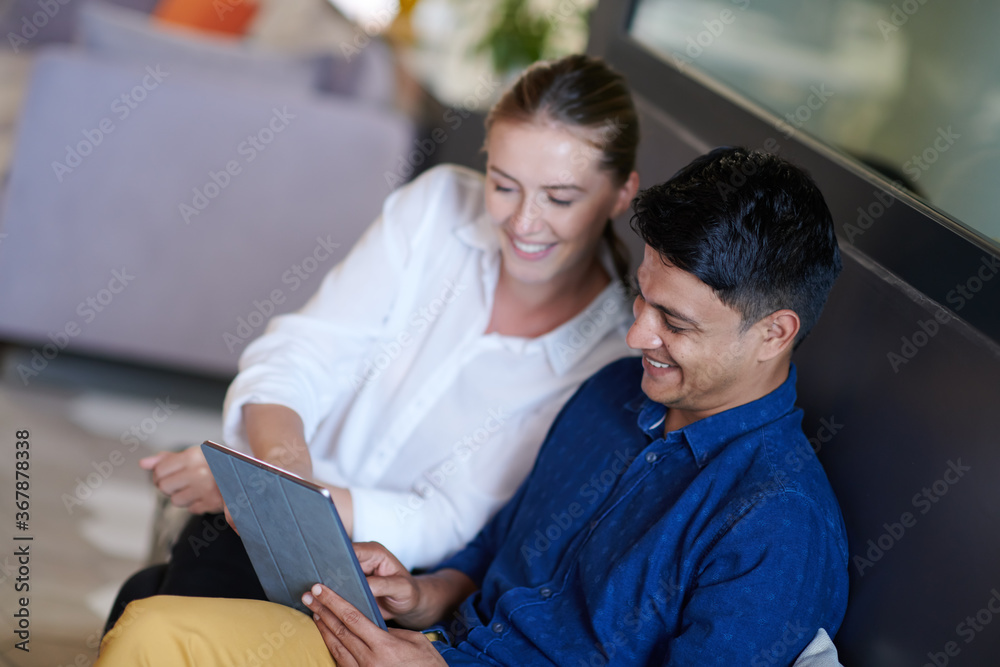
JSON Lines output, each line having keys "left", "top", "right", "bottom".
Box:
{"left": 626, "top": 310, "right": 663, "bottom": 351}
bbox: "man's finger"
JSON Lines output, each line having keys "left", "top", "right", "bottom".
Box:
{"left": 304, "top": 589, "right": 370, "bottom": 664}
{"left": 306, "top": 584, "right": 383, "bottom": 649}
{"left": 312, "top": 618, "right": 360, "bottom": 667}
{"left": 367, "top": 573, "right": 416, "bottom": 603}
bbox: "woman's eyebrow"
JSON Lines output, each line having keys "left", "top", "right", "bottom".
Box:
{"left": 488, "top": 166, "right": 518, "bottom": 182}
{"left": 489, "top": 166, "right": 585, "bottom": 192}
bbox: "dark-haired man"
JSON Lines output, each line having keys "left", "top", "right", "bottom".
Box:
{"left": 101, "top": 147, "right": 849, "bottom": 666}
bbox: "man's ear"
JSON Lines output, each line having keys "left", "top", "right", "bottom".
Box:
{"left": 611, "top": 171, "right": 640, "bottom": 219}
{"left": 757, "top": 309, "right": 800, "bottom": 361}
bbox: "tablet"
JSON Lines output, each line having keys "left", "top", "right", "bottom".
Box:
{"left": 200, "top": 440, "right": 386, "bottom": 629}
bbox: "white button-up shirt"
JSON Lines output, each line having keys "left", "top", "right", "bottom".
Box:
{"left": 223, "top": 165, "right": 636, "bottom": 568}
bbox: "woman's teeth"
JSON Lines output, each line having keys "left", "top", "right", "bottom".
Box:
{"left": 513, "top": 238, "right": 555, "bottom": 254}
{"left": 648, "top": 359, "right": 672, "bottom": 369}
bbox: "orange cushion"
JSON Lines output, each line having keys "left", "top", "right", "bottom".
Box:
{"left": 153, "top": 0, "right": 259, "bottom": 37}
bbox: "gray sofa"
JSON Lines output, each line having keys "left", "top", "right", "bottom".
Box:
{"left": 0, "top": 1, "right": 413, "bottom": 377}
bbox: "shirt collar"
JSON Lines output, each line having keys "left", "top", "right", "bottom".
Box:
{"left": 454, "top": 213, "right": 497, "bottom": 253}
{"left": 541, "top": 279, "right": 631, "bottom": 376}
{"left": 455, "top": 213, "right": 632, "bottom": 377}
{"left": 626, "top": 364, "right": 801, "bottom": 467}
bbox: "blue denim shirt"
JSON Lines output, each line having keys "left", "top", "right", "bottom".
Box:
{"left": 431, "top": 358, "right": 848, "bottom": 666}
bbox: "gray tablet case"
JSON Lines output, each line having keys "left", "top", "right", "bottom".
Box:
{"left": 201, "top": 441, "right": 386, "bottom": 629}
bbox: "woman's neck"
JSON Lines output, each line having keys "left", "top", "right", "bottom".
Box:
{"left": 485, "top": 257, "right": 611, "bottom": 338}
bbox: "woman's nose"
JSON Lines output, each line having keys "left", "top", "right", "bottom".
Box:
{"left": 511, "top": 195, "right": 543, "bottom": 235}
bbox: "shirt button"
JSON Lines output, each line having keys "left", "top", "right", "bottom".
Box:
{"left": 491, "top": 622, "right": 505, "bottom": 634}
{"left": 646, "top": 452, "right": 658, "bottom": 463}
{"left": 539, "top": 588, "right": 552, "bottom": 599}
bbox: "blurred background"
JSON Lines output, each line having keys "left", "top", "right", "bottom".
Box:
{"left": 0, "top": 0, "right": 997, "bottom": 665}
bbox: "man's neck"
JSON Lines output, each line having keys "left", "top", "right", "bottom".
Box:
{"left": 662, "top": 362, "right": 791, "bottom": 434}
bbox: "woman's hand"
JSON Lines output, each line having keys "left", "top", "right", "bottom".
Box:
{"left": 302, "top": 584, "right": 447, "bottom": 667}
{"left": 140, "top": 445, "right": 224, "bottom": 514}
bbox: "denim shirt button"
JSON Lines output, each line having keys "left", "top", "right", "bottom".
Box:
{"left": 492, "top": 622, "right": 505, "bottom": 634}
{"left": 539, "top": 587, "right": 552, "bottom": 598}
{"left": 645, "top": 451, "right": 658, "bottom": 463}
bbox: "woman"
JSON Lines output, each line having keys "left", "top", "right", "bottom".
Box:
{"left": 105, "top": 53, "right": 641, "bottom": 633}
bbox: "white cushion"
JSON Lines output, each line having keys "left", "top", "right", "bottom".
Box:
{"left": 793, "top": 629, "right": 843, "bottom": 667}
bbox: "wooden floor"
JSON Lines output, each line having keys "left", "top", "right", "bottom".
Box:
{"left": 0, "top": 348, "right": 226, "bottom": 667}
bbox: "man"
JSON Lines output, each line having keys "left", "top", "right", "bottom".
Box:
{"left": 100, "top": 147, "right": 848, "bottom": 666}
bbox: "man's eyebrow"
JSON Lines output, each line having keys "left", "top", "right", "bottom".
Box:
{"left": 636, "top": 282, "right": 701, "bottom": 328}
{"left": 488, "top": 166, "right": 585, "bottom": 192}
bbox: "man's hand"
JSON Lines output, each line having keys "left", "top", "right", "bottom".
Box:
{"left": 354, "top": 542, "right": 479, "bottom": 631}
{"left": 354, "top": 542, "right": 422, "bottom": 621}
{"left": 139, "top": 445, "right": 224, "bottom": 515}
{"left": 302, "top": 584, "right": 447, "bottom": 667}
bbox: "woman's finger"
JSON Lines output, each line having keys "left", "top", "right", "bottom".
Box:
{"left": 138, "top": 452, "right": 168, "bottom": 470}
{"left": 155, "top": 470, "right": 192, "bottom": 497}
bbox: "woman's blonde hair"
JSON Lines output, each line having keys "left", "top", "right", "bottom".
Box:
{"left": 486, "top": 55, "right": 640, "bottom": 286}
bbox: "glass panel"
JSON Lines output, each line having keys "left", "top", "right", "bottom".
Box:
{"left": 629, "top": 0, "right": 1000, "bottom": 246}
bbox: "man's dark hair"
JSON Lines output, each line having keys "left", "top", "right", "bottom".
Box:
{"left": 630, "top": 146, "right": 842, "bottom": 347}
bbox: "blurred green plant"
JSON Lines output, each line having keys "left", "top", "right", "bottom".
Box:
{"left": 475, "top": 0, "right": 592, "bottom": 73}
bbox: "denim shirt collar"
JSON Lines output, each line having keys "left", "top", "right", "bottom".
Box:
{"left": 625, "top": 364, "right": 800, "bottom": 468}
